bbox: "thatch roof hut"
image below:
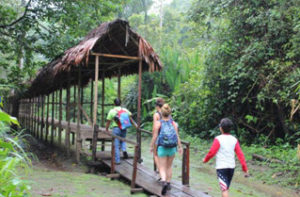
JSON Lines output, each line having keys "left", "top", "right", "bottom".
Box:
{"left": 24, "top": 19, "right": 162, "bottom": 98}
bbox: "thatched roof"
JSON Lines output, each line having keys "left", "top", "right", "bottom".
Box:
{"left": 24, "top": 19, "right": 162, "bottom": 98}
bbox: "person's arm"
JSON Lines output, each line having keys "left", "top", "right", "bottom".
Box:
{"left": 235, "top": 141, "right": 249, "bottom": 174}
{"left": 203, "top": 138, "right": 220, "bottom": 163}
{"left": 172, "top": 121, "right": 183, "bottom": 155}
{"left": 150, "top": 121, "right": 160, "bottom": 152}
{"left": 130, "top": 117, "right": 138, "bottom": 129}
{"left": 105, "top": 120, "right": 111, "bottom": 132}
{"left": 152, "top": 113, "right": 159, "bottom": 135}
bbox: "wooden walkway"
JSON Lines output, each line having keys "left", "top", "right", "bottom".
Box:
{"left": 101, "top": 158, "right": 210, "bottom": 197}
{"left": 19, "top": 114, "right": 210, "bottom": 197}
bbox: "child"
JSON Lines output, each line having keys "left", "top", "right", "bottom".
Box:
{"left": 203, "top": 118, "right": 249, "bottom": 197}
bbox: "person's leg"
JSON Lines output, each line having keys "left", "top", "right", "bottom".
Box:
{"left": 158, "top": 156, "right": 168, "bottom": 195}
{"left": 120, "top": 129, "right": 128, "bottom": 158}
{"left": 166, "top": 155, "right": 175, "bottom": 182}
{"left": 221, "top": 190, "right": 229, "bottom": 197}
{"left": 154, "top": 144, "right": 160, "bottom": 173}
{"left": 113, "top": 127, "right": 121, "bottom": 163}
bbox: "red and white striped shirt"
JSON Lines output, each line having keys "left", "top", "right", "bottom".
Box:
{"left": 203, "top": 134, "right": 248, "bottom": 172}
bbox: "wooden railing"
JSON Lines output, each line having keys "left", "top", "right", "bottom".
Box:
{"left": 139, "top": 128, "right": 190, "bottom": 186}
{"left": 93, "top": 126, "right": 141, "bottom": 193}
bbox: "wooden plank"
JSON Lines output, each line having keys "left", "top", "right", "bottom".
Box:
{"left": 91, "top": 52, "right": 141, "bottom": 60}
{"left": 102, "top": 159, "right": 210, "bottom": 197}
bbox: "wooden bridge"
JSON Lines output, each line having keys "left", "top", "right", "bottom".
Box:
{"left": 5, "top": 19, "right": 211, "bottom": 196}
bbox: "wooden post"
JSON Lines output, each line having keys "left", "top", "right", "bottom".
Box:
{"left": 92, "top": 125, "right": 99, "bottom": 161}
{"left": 41, "top": 96, "right": 45, "bottom": 141}
{"left": 131, "top": 145, "right": 139, "bottom": 190}
{"left": 92, "top": 55, "right": 99, "bottom": 158}
{"left": 51, "top": 91, "right": 55, "bottom": 145}
{"left": 58, "top": 88, "right": 63, "bottom": 146}
{"left": 33, "top": 98, "right": 36, "bottom": 137}
{"left": 37, "top": 96, "right": 40, "bottom": 139}
{"left": 182, "top": 144, "right": 190, "bottom": 186}
{"left": 73, "top": 85, "right": 76, "bottom": 122}
{"left": 66, "top": 76, "right": 71, "bottom": 156}
{"left": 46, "top": 95, "right": 50, "bottom": 142}
{"left": 101, "top": 71, "right": 105, "bottom": 151}
{"left": 81, "top": 84, "right": 84, "bottom": 124}
{"left": 111, "top": 137, "right": 115, "bottom": 174}
{"left": 76, "top": 67, "right": 82, "bottom": 163}
{"left": 137, "top": 39, "right": 142, "bottom": 161}
{"left": 118, "top": 68, "right": 121, "bottom": 100}
{"left": 90, "top": 79, "right": 94, "bottom": 123}
{"left": 101, "top": 71, "right": 105, "bottom": 127}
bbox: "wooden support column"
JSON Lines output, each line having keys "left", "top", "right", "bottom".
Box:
{"left": 182, "top": 144, "right": 190, "bottom": 186}
{"left": 76, "top": 67, "right": 82, "bottom": 163}
{"left": 137, "top": 39, "right": 142, "bottom": 161}
{"left": 81, "top": 84, "right": 84, "bottom": 124}
{"left": 58, "top": 88, "right": 63, "bottom": 146}
{"left": 90, "top": 80, "right": 94, "bottom": 123}
{"left": 37, "top": 96, "right": 40, "bottom": 139}
{"left": 41, "top": 96, "right": 45, "bottom": 141}
{"left": 73, "top": 85, "right": 76, "bottom": 122}
{"left": 33, "top": 98, "right": 36, "bottom": 137}
{"left": 66, "top": 75, "right": 71, "bottom": 156}
{"left": 46, "top": 95, "right": 50, "bottom": 142}
{"left": 51, "top": 92, "right": 55, "bottom": 145}
{"left": 130, "top": 145, "right": 139, "bottom": 191}
{"left": 92, "top": 55, "right": 99, "bottom": 162}
{"left": 101, "top": 70, "right": 105, "bottom": 151}
{"left": 118, "top": 69, "right": 121, "bottom": 100}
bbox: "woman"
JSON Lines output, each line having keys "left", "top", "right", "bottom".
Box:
{"left": 150, "top": 104, "right": 182, "bottom": 195}
{"left": 152, "top": 98, "right": 165, "bottom": 178}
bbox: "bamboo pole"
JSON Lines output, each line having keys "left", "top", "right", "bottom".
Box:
{"left": 91, "top": 52, "right": 141, "bottom": 60}
{"left": 73, "top": 85, "right": 76, "bottom": 122}
{"left": 81, "top": 84, "right": 84, "bottom": 124}
{"left": 101, "top": 71, "right": 105, "bottom": 151}
{"left": 76, "top": 67, "right": 82, "bottom": 163}
{"left": 37, "top": 96, "right": 40, "bottom": 139}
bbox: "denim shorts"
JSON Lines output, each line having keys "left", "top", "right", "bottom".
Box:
{"left": 157, "top": 146, "right": 177, "bottom": 157}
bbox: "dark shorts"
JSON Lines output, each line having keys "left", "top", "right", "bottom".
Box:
{"left": 216, "top": 168, "right": 235, "bottom": 191}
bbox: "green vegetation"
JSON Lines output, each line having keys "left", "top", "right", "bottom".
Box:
{"left": 0, "top": 109, "right": 31, "bottom": 196}
{"left": 0, "top": 0, "right": 299, "bottom": 195}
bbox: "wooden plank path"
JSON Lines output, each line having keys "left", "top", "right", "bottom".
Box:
{"left": 20, "top": 114, "right": 210, "bottom": 197}
{"left": 102, "top": 158, "right": 210, "bottom": 197}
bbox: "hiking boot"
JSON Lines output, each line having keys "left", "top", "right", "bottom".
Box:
{"left": 161, "top": 182, "right": 168, "bottom": 195}
{"left": 115, "top": 162, "right": 121, "bottom": 165}
{"left": 167, "top": 182, "right": 171, "bottom": 190}
{"left": 123, "top": 151, "right": 128, "bottom": 159}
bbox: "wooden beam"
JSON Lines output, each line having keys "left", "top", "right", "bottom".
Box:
{"left": 118, "top": 68, "right": 121, "bottom": 99}
{"left": 78, "top": 104, "right": 92, "bottom": 126}
{"left": 76, "top": 67, "right": 81, "bottom": 163}
{"left": 91, "top": 52, "right": 141, "bottom": 60}
{"left": 90, "top": 79, "right": 93, "bottom": 123}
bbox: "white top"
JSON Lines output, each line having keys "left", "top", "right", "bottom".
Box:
{"left": 215, "top": 134, "right": 238, "bottom": 169}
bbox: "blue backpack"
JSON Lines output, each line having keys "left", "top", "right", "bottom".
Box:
{"left": 157, "top": 120, "right": 178, "bottom": 147}
{"left": 115, "top": 108, "right": 132, "bottom": 130}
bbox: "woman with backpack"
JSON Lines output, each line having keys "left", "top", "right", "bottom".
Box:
{"left": 150, "top": 104, "right": 183, "bottom": 195}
